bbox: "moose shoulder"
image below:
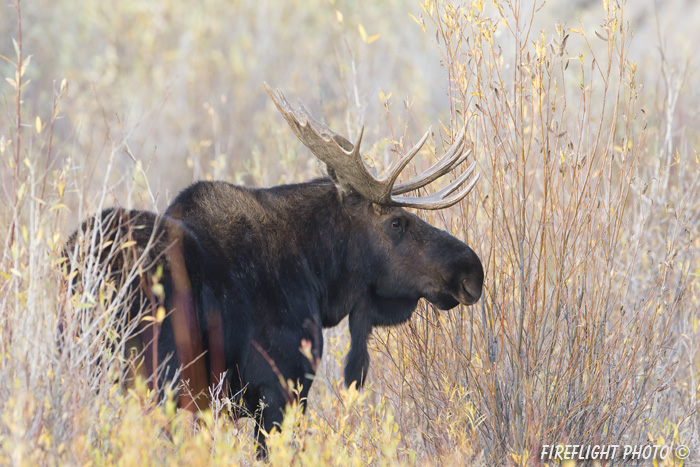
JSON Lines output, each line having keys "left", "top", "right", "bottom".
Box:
{"left": 65, "top": 84, "right": 484, "bottom": 453}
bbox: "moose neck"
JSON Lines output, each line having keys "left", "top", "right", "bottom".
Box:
{"left": 260, "top": 178, "right": 364, "bottom": 327}
{"left": 262, "top": 179, "right": 386, "bottom": 387}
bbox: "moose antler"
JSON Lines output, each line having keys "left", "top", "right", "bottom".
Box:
{"left": 264, "top": 83, "right": 479, "bottom": 209}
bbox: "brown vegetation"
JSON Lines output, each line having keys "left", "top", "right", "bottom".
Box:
{"left": 1, "top": 0, "right": 698, "bottom": 465}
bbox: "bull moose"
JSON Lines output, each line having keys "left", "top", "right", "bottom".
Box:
{"left": 65, "top": 84, "right": 484, "bottom": 454}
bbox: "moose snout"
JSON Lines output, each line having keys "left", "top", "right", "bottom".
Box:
{"left": 456, "top": 252, "right": 484, "bottom": 306}
{"left": 460, "top": 277, "right": 482, "bottom": 305}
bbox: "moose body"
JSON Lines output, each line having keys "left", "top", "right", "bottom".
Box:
{"left": 66, "top": 85, "right": 483, "bottom": 453}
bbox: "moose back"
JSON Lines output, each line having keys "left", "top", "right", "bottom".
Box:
{"left": 65, "top": 84, "right": 484, "bottom": 452}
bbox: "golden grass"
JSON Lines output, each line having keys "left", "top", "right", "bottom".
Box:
{"left": 1, "top": 0, "right": 698, "bottom": 465}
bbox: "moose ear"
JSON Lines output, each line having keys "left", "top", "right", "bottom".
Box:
{"left": 327, "top": 165, "right": 358, "bottom": 198}
{"left": 324, "top": 132, "right": 375, "bottom": 199}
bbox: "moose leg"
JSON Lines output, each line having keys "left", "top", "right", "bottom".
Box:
{"left": 246, "top": 325, "right": 321, "bottom": 458}
{"left": 251, "top": 384, "right": 287, "bottom": 459}
{"left": 252, "top": 363, "right": 317, "bottom": 458}
{"left": 345, "top": 309, "right": 372, "bottom": 388}
{"left": 246, "top": 364, "right": 307, "bottom": 458}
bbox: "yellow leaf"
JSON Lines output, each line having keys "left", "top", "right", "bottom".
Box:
{"left": 120, "top": 240, "right": 137, "bottom": 249}
{"left": 358, "top": 23, "right": 367, "bottom": 42}
{"left": 367, "top": 34, "right": 380, "bottom": 44}
{"left": 335, "top": 10, "right": 343, "bottom": 24}
{"left": 378, "top": 90, "right": 393, "bottom": 102}
{"left": 152, "top": 283, "right": 165, "bottom": 300}
{"left": 20, "top": 55, "right": 32, "bottom": 77}
{"left": 156, "top": 306, "right": 166, "bottom": 324}
{"left": 49, "top": 203, "right": 68, "bottom": 212}
{"left": 35, "top": 116, "right": 42, "bottom": 134}
{"left": 409, "top": 13, "right": 426, "bottom": 32}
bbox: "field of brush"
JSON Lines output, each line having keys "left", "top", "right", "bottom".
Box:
{"left": 1, "top": 0, "right": 698, "bottom": 465}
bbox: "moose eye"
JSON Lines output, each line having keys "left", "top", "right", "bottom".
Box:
{"left": 390, "top": 219, "right": 402, "bottom": 230}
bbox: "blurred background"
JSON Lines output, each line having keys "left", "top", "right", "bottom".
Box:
{"left": 3, "top": 0, "right": 451, "bottom": 214}
{"left": 1, "top": 0, "right": 697, "bottom": 215}
{"left": 1, "top": 0, "right": 699, "bottom": 464}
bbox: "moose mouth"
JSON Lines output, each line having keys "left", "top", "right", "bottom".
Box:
{"left": 373, "top": 274, "right": 483, "bottom": 317}
{"left": 425, "top": 278, "right": 482, "bottom": 310}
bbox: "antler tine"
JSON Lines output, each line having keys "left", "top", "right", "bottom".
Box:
{"left": 392, "top": 125, "right": 469, "bottom": 195}
{"left": 265, "top": 83, "right": 305, "bottom": 140}
{"left": 380, "top": 129, "right": 430, "bottom": 185}
{"left": 390, "top": 162, "right": 479, "bottom": 209}
{"left": 295, "top": 99, "right": 356, "bottom": 151}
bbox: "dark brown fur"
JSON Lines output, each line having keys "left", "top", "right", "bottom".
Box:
{"left": 66, "top": 175, "right": 483, "bottom": 453}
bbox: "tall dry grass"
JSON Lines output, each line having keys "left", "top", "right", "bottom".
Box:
{"left": 370, "top": 0, "right": 699, "bottom": 464}
{"left": 1, "top": 0, "right": 699, "bottom": 465}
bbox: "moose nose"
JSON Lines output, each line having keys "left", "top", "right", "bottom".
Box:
{"left": 461, "top": 278, "right": 482, "bottom": 305}
{"left": 457, "top": 247, "right": 484, "bottom": 305}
